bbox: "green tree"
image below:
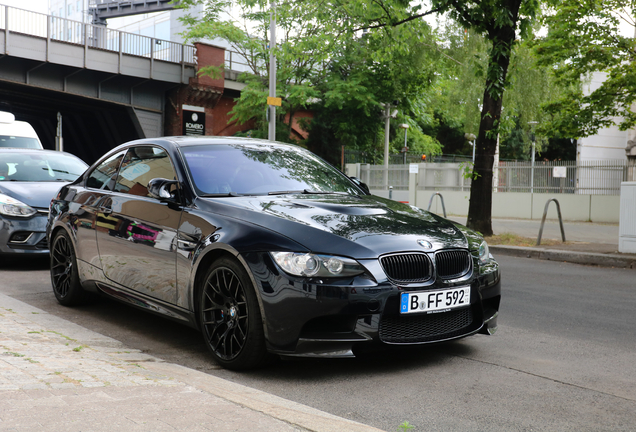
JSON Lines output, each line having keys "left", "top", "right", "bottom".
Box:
{"left": 179, "top": 0, "right": 564, "bottom": 236}
{"left": 427, "top": 0, "right": 541, "bottom": 236}
{"left": 534, "top": 0, "right": 636, "bottom": 138}
{"left": 420, "top": 19, "right": 560, "bottom": 173}
{"left": 178, "top": 0, "right": 443, "bottom": 162}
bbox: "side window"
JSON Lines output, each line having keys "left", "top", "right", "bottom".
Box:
{"left": 114, "top": 146, "right": 177, "bottom": 198}
{"left": 86, "top": 151, "right": 125, "bottom": 190}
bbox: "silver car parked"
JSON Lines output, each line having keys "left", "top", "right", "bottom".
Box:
{"left": 0, "top": 148, "right": 87, "bottom": 255}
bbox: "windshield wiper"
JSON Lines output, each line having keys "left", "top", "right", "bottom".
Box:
{"left": 200, "top": 192, "right": 242, "bottom": 197}
{"left": 304, "top": 190, "right": 351, "bottom": 195}
{"left": 268, "top": 190, "right": 305, "bottom": 195}
{"left": 268, "top": 189, "right": 350, "bottom": 196}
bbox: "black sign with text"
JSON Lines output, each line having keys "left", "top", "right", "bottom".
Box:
{"left": 182, "top": 110, "right": 205, "bottom": 136}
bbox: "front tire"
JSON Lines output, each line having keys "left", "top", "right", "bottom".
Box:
{"left": 199, "top": 257, "right": 267, "bottom": 370}
{"left": 50, "top": 230, "right": 89, "bottom": 306}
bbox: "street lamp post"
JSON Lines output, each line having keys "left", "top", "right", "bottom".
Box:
{"left": 268, "top": 0, "right": 277, "bottom": 142}
{"left": 399, "top": 123, "right": 409, "bottom": 164}
{"left": 529, "top": 121, "right": 538, "bottom": 195}
{"left": 381, "top": 103, "right": 397, "bottom": 189}
{"left": 464, "top": 133, "right": 476, "bottom": 163}
{"left": 531, "top": 138, "right": 535, "bottom": 194}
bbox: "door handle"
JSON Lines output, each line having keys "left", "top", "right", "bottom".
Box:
{"left": 177, "top": 239, "right": 197, "bottom": 251}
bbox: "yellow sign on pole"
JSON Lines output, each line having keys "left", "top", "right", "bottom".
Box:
{"left": 267, "top": 97, "right": 282, "bottom": 106}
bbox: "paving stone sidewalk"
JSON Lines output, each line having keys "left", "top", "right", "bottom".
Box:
{"left": 0, "top": 295, "right": 383, "bottom": 432}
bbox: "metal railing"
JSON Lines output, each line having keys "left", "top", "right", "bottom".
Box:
{"left": 360, "top": 165, "right": 411, "bottom": 191}
{"left": 496, "top": 160, "right": 633, "bottom": 195}
{"left": 225, "top": 50, "right": 254, "bottom": 73}
{"left": 536, "top": 199, "right": 566, "bottom": 245}
{"left": 343, "top": 150, "right": 515, "bottom": 166}
{"left": 0, "top": 4, "right": 195, "bottom": 65}
{"left": 360, "top": 159, "right": 636, "bottom": 195}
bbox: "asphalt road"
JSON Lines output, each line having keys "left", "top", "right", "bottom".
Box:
{"left": 1, "top": 255, "right": 635, "bottom": 431}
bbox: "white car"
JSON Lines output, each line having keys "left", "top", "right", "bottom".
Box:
{"left": 0, "top": 112, "right": 43, "bottom": 149}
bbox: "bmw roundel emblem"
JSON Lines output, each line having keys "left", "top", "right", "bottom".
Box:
{"left": 417, "top": 240, "right": 432, "bottom": 249}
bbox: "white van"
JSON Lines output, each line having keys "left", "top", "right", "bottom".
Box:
{"left": 0, "top": 111, "right": 44, "bottom": 149}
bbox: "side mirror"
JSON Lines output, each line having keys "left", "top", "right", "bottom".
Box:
{"left": 148, "top": 178, "right": 179, "bottom": 201}
{"left": 349, "top": 176, "right": 370, "bottom": 195}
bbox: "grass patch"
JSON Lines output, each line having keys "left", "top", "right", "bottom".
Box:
{"left": 47, "top": 330, "right": 76, "bottom": 342}
{"left": 486, "top": 232, "right": 565, "bottom": 247}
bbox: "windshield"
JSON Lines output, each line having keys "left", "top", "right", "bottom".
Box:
{"left": 0, "top": 136, "right": 42, "bottom": 149}
{"left": 0, "top": 152, "right": 87, "bottom": 182}
{"left": 181, "top": 144, "right": 361, "bottom": 196}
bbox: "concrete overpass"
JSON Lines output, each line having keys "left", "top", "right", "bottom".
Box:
{"left": 89, "top": 0, "right": 179, "bottom": 25}
{"left": 0, "top": 4, "right": 248, "bottom": 163}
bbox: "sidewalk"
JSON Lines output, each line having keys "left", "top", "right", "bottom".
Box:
{"left": 449, "top": 216, "right": 636, "bottom": 270}
{"left": 0, "top": 293, "right": 383, "bottom": 432}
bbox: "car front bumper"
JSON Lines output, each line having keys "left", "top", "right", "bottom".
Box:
{"left": 0, "top": 212, "right": 49, "bottom": 255}
{"left": 244, "top": 252, "right": 501, "bottom": 357}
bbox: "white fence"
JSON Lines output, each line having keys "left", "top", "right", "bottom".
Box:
{"left": 354, "top": 160, "right": 635, "bottom": 196}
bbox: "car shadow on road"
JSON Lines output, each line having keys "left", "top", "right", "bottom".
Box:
{"left": 0, "top": 255, "right": 49, "bottom": 271}
{"left": 38, "top": 289, "right": 481, "bottom": 380}
{"left": 227, "top": 339, "right": 479, "bottom": 383}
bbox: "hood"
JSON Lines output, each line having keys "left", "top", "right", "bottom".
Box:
{"left": 200, "top": 194, "right": 471, "bottom": 257}
{"left": 0, "top": 182, "right": 65, "bottom": 209}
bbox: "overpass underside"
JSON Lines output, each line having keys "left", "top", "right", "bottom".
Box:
{"left": 0, "top": 74, "right": 154, "bottom": 163}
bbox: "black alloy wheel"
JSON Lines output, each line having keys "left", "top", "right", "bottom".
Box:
{"left": 199, "top": 257, "right": 267, "bottom": 370}
{"left": 50, "top": 230, "right": 89, "bottom": 306}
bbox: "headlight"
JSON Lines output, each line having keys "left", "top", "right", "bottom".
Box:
{"left": 478, "top": 240, "right": 490, "bottom": 264}
{"left": 271, "top": 252, "right": 365, "bottom": 277}
{"left": 0, "top": 194, "right": 37, "bottom": 217}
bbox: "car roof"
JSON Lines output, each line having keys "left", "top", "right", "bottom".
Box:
{"left": 0, "top": 147, "right": 85, "bottom": 159}
{"left": 164, "top": 136, "right": 298, "bottom": 149}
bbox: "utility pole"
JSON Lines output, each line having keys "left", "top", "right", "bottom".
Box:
{"left": 383, "top": 104, "right": 391, "bottom": 188}
{"left": 55, "top": 112, "right": 63, "bottom": 152}
{"left": 268, "top": 0, "right": 277, "bottom": 141}
{"left": 382, "top": 103, "right": 397, "bottom": 189}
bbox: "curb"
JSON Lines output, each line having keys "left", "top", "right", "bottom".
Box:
{"left": 144, "top": 362, "right": 384, "bottom": 432}
{"left": 490, "top": 245, "right": 636, "bottom": 269}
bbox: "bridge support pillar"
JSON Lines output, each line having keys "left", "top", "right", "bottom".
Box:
{"left": 165, "top": 43, "right": 256, "bottom": 138}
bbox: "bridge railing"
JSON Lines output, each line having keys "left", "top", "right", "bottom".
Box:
{"left": 0, "top": 4, "right": 196, "bottom": 65}
{"left": 225, "top": 49, "right": 255, "bottom": 74}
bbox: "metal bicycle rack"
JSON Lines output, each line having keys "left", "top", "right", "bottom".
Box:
{"left": 427, "top": 192, "right": 447, "bottom": 218}
{"left": 536, "top": 198, "right": 566, "bottom": 246}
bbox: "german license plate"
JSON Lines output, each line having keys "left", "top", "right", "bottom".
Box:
{"left": 400, "top": 286, "right": 471, "bottom": 314}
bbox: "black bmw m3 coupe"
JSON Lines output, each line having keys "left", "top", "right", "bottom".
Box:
{"left": 47, "top": 136, "right": 501, "bottom": 370}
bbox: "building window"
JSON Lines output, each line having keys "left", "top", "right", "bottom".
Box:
{"left": 68, "top": 5, "right": 73, "bottom": 15}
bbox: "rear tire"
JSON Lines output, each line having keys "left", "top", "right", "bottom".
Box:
{"left": 50, "top": 230, "right": 89, "bottom": 306}
{"left": 199, "top": 257, "right": 268, "bottom": 370}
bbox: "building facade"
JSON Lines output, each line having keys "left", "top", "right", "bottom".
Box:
{"left": 577, "top": 72, "right": 634, "bottom": 163}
